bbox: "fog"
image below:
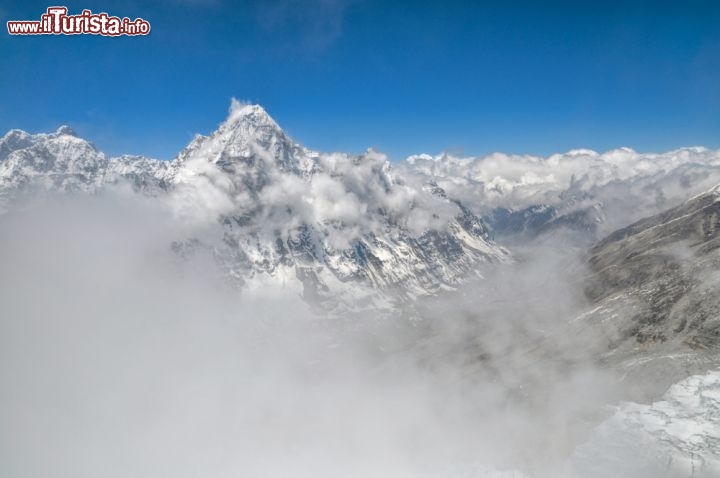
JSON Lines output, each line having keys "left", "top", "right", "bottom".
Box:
{"left": 0, "top": 192, "right": 702, "bottom": 477}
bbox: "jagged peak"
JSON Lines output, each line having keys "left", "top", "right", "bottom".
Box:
{"left": 173, "top": 99, "right": 317, "bottom": 176}
{"left": 56, "top": 125, "right": 77, "bottom": 137}
{"left": 1, "top": 128, "right": 31, "bottom": 141}
{"left": 1, "top": 129, "right": 34, "bottom": 161}
{"left": 223, "top": 98, "right": 281, "bottom": 132}
{"left": 193, "top": 98, "right": 295, "bottom": 156}
{"left": 1, "top": 126, "right": 82, "bottom": 145}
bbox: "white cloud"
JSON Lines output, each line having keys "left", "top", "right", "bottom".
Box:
{"left": 403, "top": 146, "right": 720, "bottom": 233}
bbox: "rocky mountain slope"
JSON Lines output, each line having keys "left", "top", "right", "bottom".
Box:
{"left": 576, "top": 185, "right": 720, "bottom": 395}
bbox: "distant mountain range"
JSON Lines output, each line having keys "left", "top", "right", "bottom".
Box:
{"left": 3, "top": 101, "right": 720, "bottom": 314}
{"left": 404, "top": 145, "right": 720, "bottom": 244}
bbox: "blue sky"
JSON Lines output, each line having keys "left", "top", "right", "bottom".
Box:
{"left": 1, "top": 0, "right": 719, "bottom": 160}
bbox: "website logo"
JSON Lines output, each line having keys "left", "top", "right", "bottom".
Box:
{"left": 7, "top": 7, "right": 151, "bottom": 36}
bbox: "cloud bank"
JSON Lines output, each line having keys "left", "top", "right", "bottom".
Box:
{"left": 0, "top": 193, "right": 637, "bottom": 478}
{"left": 403, "top": 146, "right": 720, "bottom": 234}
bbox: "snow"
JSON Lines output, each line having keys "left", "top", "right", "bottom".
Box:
{"left": 400, "top": 145, "right": 720, "bottom": 235}
{"left": 2, "top": 101, "right": 720, "bottom": 476}
{"left": 567, "top": 370, "right": 720, "bottom": 477}
{"left": 0, "top": 102, "right": 513, "bottom": 311}
{"left": 2, "top": 100, "right": 720, "bottom": 312}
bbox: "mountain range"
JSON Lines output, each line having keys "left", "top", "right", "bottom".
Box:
{"left": 5, "top": 102, "right": 720, "bottom": 311}
{"left": 0, "top": 102, "right": 508, "bottom": 313}
{"left": 3, "top": 102, "right": 720, "bottom": 475}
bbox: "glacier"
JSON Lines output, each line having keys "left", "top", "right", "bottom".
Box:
{"left": 567, "top": 370, "right": 720, "bottom": 478}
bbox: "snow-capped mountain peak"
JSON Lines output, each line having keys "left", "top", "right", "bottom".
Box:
{"left": 55, "top": 125, "right": 78, "bottom": 137}
{"left": 162, "top": 102, "right": 509, "bottom": 308}
{"left": 219, "top": 101, "right": 288, "bottom": 148}
{"left": 0, "top": 129, "right": 34, "bottom": 161}
{"left": 0, "top": 101, "right": 510, "bottom": 311}
{"left": 174, "top": 100, "right": 317, "bottom": 178}
{"left": 226, "top": 100, "right": 281, "bottom": 130}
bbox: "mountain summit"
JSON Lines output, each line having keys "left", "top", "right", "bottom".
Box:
{"left": 0, "top": 101, "right": 509, "bottom": 311}
{"left": 174, "top": 101, "right": 317, "bottom": 179}
{"left": 164, "top": 101, "right": 509, "bottom": 309}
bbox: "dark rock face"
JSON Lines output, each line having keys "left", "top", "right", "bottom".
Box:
{"left": 579, "top": 187, "right": 720, "bottom": 391}
{"left": 484, "top": 205, "right": 558, "bottom": 239}
{"left": 483, "top": 203, "right": 604, "bottom": 245}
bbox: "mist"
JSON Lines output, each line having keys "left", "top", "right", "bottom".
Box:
{"left": 0, "top": 190, "right": 645, "bottom": 478}
{"left": 1, "top": 183, "right": 717, "bottom": 478}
